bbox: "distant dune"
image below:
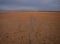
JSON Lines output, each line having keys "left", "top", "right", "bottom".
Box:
{"left": 0, "top": 11, "right": 60, "bottom": 44}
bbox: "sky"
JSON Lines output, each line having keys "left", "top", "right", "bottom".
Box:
{"left": 0, "top": 0, "right": 60, "bottom": 11}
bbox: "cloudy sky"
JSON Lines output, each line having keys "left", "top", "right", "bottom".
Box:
{"left": 0, "top": 0, "right": 60, "bottom": 11}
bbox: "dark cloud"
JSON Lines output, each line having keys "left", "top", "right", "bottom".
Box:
{"left": 0, "top": 0, "right": 60, "bottom": 11}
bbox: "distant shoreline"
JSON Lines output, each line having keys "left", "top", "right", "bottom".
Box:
{"left": 0, "top": 10, "right": 60, "bottom": 13}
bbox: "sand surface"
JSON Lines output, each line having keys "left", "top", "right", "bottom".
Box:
{"left": 0, "top": 11, "right": 60, "bottom": 44}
